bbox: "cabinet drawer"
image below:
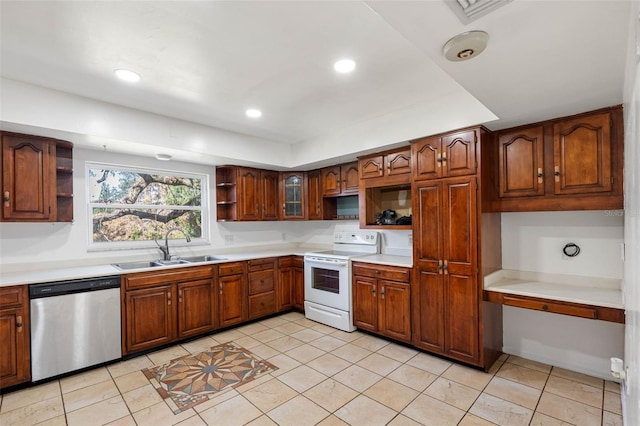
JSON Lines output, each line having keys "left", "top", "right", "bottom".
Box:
{"left": 248, "top": 258, "right": 277, "bottom": 272}
{"left": 249, "top": 270, "right": 275, "bottom": 295}
{"left": 249, "top": 292, "right": 276, "bottom": 319}
{"left": 352, "top": 263, "right": 411, "bottom": 283}
{"left": 503, "top": 296, "right": 597, "bottom": 319}
{"left": 125, "top": 266, "right": 214, "bottom": 290}
{"left": 0, "top": 286, "right": 25, "bottom": 309}
{"left": 218, "top": 262, "right": 246, "bottom": 277}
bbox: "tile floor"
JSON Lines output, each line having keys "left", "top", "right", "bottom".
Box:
{"left": 0, "top": 312, "right": 623, "bottom": 426}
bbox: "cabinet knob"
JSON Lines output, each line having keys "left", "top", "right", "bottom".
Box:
{"left": 16, "top": 315, "right": 23, "bottom": 331}
{"left": 554, "top": 166, "right": 560, "bottom": 182}
{"left": 542, "top": 304, "right": 549, "bottom": 311}
{"left": 380, "top": 287, "right": 385, "bottom": 299}
{"left": 372, "top": 284, "right": 376, "bottom": 296}
{"left": 3, "top": 191, "right": 9, "bottom": 207}
{"left": 537, "top": 168, "right": 544, "bottom": 183}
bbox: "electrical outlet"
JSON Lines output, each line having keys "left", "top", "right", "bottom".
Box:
{"left": 408, "top": 235, "right": 413, "bottom": 246}
{"left": 224, "top": 235, "right": 234, "bottom": 244}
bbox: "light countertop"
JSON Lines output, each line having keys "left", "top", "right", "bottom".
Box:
{"left": 0, "top": 247, "right": 411, "bottom": 287}
{"left": 354, "top": 254, "right": 412, "bottom": 268}
{"left": 484, "top": 269, "right": 623, "bottom": 309}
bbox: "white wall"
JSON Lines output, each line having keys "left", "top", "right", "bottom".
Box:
{"left": 501, "top": 211, "right": 625, "bottom": 379}
{"left": 0, "top": 146, "right": 410, "bottom": 272}
{"left": 622, "top": 2, "right": 640, "bottom": 423}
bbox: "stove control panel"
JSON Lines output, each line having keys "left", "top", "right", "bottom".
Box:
{"left": 333, "top": 231, "right": 379, "bottom": 246}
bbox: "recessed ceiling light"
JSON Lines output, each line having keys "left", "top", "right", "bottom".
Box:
{"left": 334, "top": 59, "right": 356, "bottom": 74}
{"left": 246, "top": 109, "right": 262, "bottom": 118}
{"left": 155, "top": 153, "right": 172, "bottom": 161}
{"left": 114, "top": 69, "right": 141, "bottom": 83}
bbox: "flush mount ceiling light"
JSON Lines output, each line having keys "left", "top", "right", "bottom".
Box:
{"left": 334, "top": 59, "right": 356, "bottom": 74}
{"left": 443, "top": 30, "right": 489, "bottom": 61}
{"left": 245, "top": 108, "right": 262, "bottom": 118}
{"left": 114, "top": 69, "right": 141, "bottom": 83}
{"left": 155, "top": 153, "right": 172, "bottom": 161}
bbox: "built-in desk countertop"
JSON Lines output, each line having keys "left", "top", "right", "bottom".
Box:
{"left": 483, "top": 269, "right": 624, "bottom": 323}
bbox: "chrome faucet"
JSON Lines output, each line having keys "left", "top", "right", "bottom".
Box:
{"left": 154, "top": 227, "right": 191, "bottom": 261}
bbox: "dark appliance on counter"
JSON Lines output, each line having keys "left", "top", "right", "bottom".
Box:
{"left": 376, "top": 209, "right": 397, "bottom": 225}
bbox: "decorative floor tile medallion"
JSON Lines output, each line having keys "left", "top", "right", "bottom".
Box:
{"left": 142, "top": 342, "right": 278, "bottom": 413}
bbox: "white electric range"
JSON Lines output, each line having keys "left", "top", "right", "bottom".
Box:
{"left": 304, "top": 230, "right": 380, "bottom": 331}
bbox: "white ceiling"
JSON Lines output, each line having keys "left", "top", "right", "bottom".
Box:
{"left": 0, "top": 0, "right": 632, "bottom": 167}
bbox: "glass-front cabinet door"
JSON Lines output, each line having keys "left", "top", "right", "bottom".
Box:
{"left": 280, "top": 172, "right": 306, "bottom": 220}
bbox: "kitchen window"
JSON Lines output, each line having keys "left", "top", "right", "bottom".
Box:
{"left": 87, "top": 163, "right": 208, "bottom": 248}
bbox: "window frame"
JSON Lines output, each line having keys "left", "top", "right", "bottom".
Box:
{"left": 86, "top": 161, "right": 210, "bottom": 251}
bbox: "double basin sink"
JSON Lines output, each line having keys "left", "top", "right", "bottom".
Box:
{"left": 113, "top": 255, "right": 227, "bottom": 271}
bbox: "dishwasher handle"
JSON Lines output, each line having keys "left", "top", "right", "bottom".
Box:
{"left": 29, "top": 276, "right": 121, "bottom": 299}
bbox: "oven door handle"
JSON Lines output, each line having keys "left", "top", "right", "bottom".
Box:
{"left": 306, "top": 258, "right": 348, "bottom": 267}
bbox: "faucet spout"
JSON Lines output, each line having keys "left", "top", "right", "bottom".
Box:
{"left": 154, "top": 227, "right": 191, "bottom": 261}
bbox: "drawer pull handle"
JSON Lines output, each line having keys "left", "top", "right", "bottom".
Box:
{"left": 542, "top": 304, "right": 548, "bottom": 311}
{"left": 372, "top": 284, "right": 376, "bottom": 296}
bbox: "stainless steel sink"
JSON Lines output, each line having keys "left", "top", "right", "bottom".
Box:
{"left": 112, "top": 256, "right": 225, "bottom": 270}
{"left": 179, "top": 255, "right": 227, "bottom": 263}
{"left": 112, "top": 259, "right": 191, "bottom": 270}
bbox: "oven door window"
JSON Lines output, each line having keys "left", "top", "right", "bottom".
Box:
{"left": 312, "top": 267, "right": 340, "bottom": 294}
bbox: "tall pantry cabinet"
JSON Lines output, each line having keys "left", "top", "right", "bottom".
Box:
{"left": 411, "top": 127, "right": 503, "bottom": 369}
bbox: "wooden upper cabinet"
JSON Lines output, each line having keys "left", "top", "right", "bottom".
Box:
{"left": 497, "top": 126, "right": 545, "bottom": 198}
{"left": 1, "top": 133, "right": 56, "bottom": 221}
{"left": 412, "top": 129, "right": 478, "bottom": 181}
{"left": 487, "top": 106, "right": 623, "bottom": 212}
{"left": 553, "top": 112, "right": 612, "bottom": 195}
{"left": 236, "top": 167, "right": 278, "bottom": 221}
{"left": 321, "top": 162, "right": 359, "bottom": 196}
{"left": 359, "top": 147, "right": 411, "bottom": 182}
{"left": 307, "top": 169, "right": 323, "bottom": 220}
{"left": 280, "top": 172, "right": 306, "bottom": 220}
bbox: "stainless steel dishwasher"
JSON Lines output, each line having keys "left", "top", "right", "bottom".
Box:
{"left": 29, "top": 276, "right": 122, "bottom": 381}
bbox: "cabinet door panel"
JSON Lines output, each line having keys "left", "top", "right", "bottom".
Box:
{"left": 412, "top": 136, "right": 440, "bottom": 181}
{"left": 307, "top": 170, "right": 323, "bottom": 220}
{"left": 237, "top": 168, "right": 260, "bottom": 221}
{"left": 379, "top": 281, "right": 411, "bottom": 342}
{"left": 321, "top": 166, "right": 341, "bottom": 196}
{"left": 0, "top": 306, "right": 30, "bottom": 387}
{"left": 277, "top": 265, "right": 293, "bottom": 311}
{"left": 125, "top": 286, "right": 175, "bottom": 353}
{"left": 554, "top": 113, "right": 612, "bottom": 195}
{"left": 281, "top": 173, "right": 306, "bottom": 220}
{"left": 261, "top": 170, "right": 279, "bottom": 220}
{"left": 445, "top": 274, "right": 478, "bottom": 362}
{"left": 353, "top": 276, "right": 377, "bottom": 332}
{"left": 292, "top": 266, "right": 305, "bottom": 310}
{"left": 443, "top": 178, "right": 477, "bottom": 277}
{"left": 498, "top": 127, "right": 545, "bottom": 197}
{"left": 386, "top": 150, "right": 411, "bottom": 176}
{"left": 413, "top": 270, "right": 444, "bottom": 353}
{"left": 178, "top": 279, "right": 216, "bottom": 338}
{"left": 341, "top": 162, "right": 360, "bottom": 194}
{"left": 414, "top": 182, "right": 442, "bottom": 272}
{"left": 2, "top": 136, "right": 55, "bottom": 221}
{"left": 442, "top": 130, "right": 476, "bottom": 177}
{"left": 219, "top": 274, "right": 248, "bottom": 327}
{"left": 360, "top": 156, "right": 384, "bottom": 179}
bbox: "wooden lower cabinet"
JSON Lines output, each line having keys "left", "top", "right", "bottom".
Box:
{"left": 248, "top": 258, "right": 277, "bottom": 320}
{"left": 218, "top": 262, "right": 248, "bottom": 327}
{"left": 122, "top": 266, "right": 216, "bottom": 355}
{"left": 278, "top": 256, "right": 305, "bottom": 312}
{"left": 0, "top": 286, "right": 30, "bottom": 388}
{"left": 353, "top": 263, "right": 411, "bottom": 343}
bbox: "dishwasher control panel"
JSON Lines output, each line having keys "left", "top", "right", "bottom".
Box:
{"left": 29, "top": 275, "right": 121, "bottom": 298}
